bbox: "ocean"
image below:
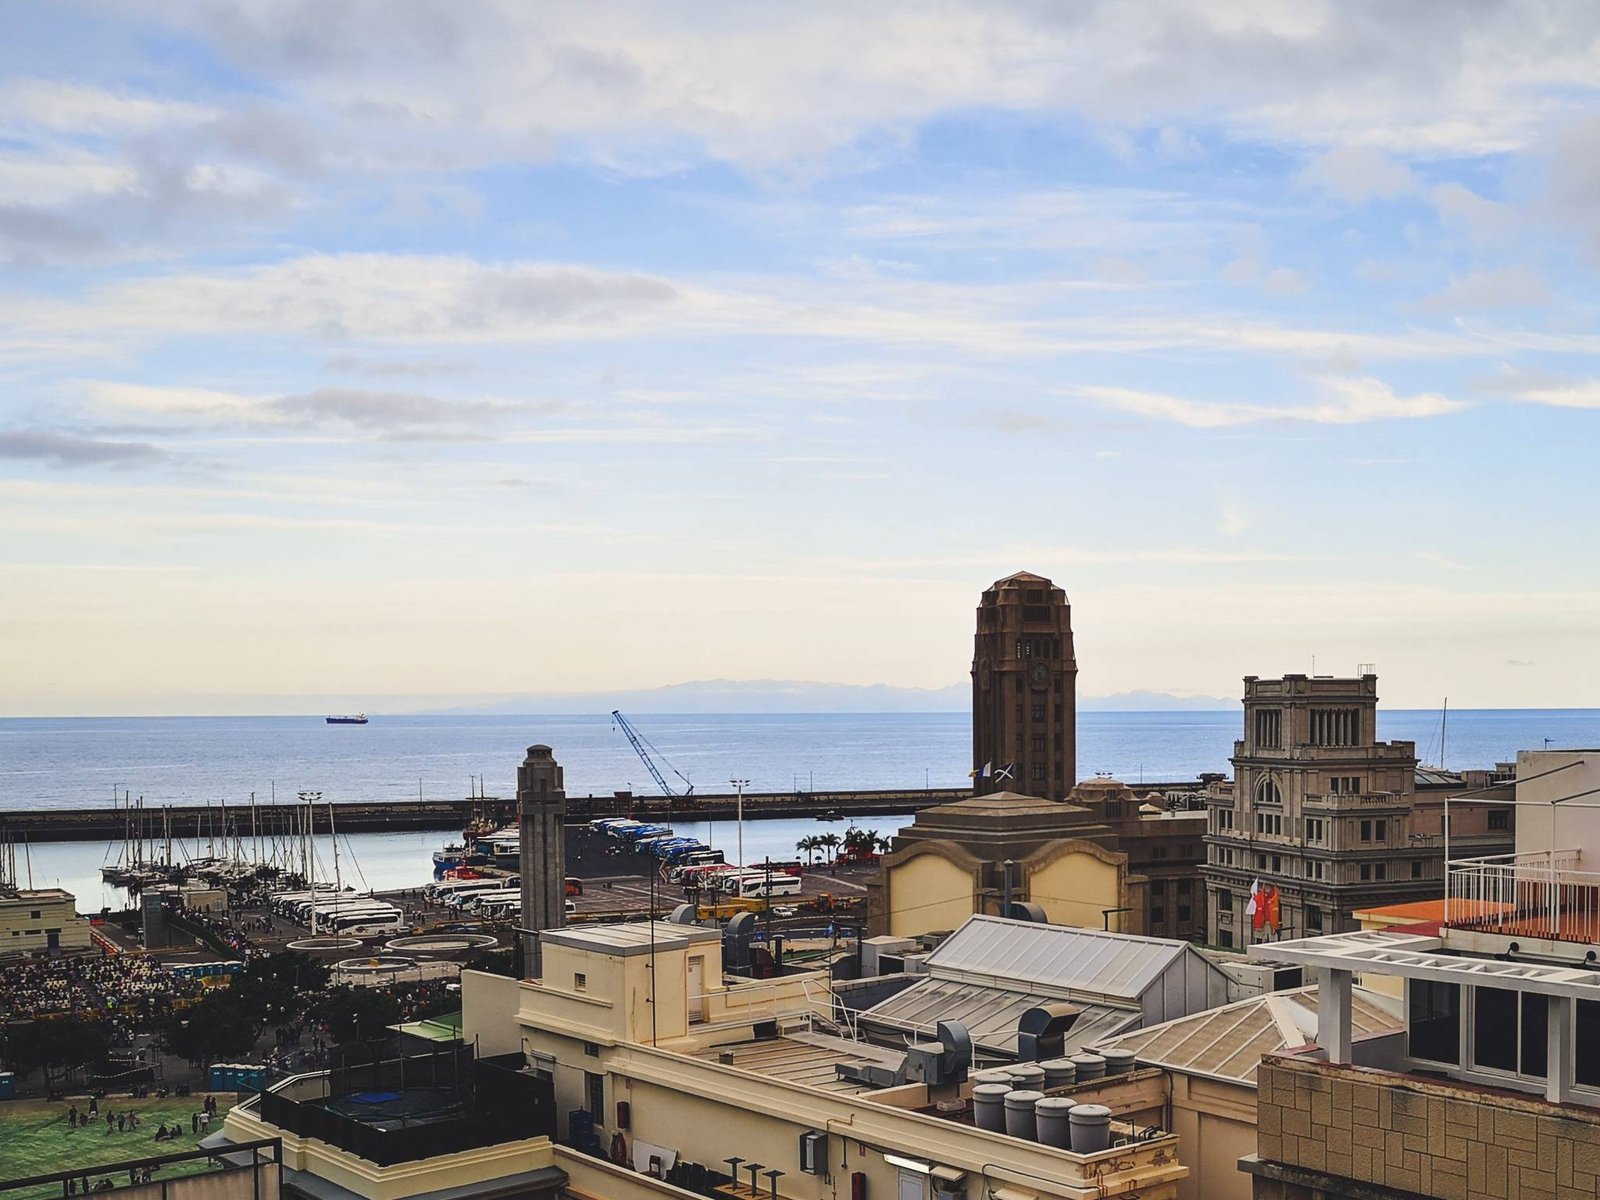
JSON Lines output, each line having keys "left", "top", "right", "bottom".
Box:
{"left": 6, "top": 708, "right": 1600, "bottom": 911}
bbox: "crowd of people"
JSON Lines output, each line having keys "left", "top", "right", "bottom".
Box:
{"left": 0, "top": 954, "right": 204, "bottom": 1020}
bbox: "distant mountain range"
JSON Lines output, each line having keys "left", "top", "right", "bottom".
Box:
{"left": 415, "top": 679, "right": 1233, "bottom": 715}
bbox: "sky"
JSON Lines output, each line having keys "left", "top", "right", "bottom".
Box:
{"left": 3, "top": 1, "right": 1600, "bottom": 716}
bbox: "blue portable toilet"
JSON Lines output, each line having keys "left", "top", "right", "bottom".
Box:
{"left": 0, "top": 1072, "right": 15, "bottom": 1101}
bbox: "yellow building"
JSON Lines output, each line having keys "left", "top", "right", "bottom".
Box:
{"left": 0, "top": 887, "right": 92, "bottom": 956}
{"left": 867, "top": 783, "right": 1208, "bottom": 941}
{"left": 461, "top": 919, "right": 1194, "bottom": 1200}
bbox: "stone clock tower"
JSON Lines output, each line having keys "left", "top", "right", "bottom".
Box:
{"left": 971, "top": 572, "right": 1078, "bottom": 800}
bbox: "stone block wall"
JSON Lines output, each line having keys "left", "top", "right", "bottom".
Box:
{"left": 1249, "top": 1053, "right": 1600, "bottom": 1200}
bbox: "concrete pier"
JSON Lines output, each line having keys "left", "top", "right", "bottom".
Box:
{"left": 0, "top": 786, "right": 979, "bottom": 842}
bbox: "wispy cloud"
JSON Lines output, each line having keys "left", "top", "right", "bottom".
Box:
{"left": 1077, "top": 376, "right": 1467, "bottom": 428}
{"left": 0, "top": 429, "right": 166, "bottom": 468}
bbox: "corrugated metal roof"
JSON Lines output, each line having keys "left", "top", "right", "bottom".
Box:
{"left": 923, "top": 915, "right": 1200, "bottom": 1003}
{"left": 1091, "top": 986, "right": 1401, "bottom": 1085}
{"left": 858, "top": 977, "right": 1140, "bottom": 1057}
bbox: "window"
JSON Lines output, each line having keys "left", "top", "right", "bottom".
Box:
{"left": 1254, "top": 708, "right": 1282, "bottom": 748}
{"left": 1218, "top": 890, "right": 1233, "bottom": 911}
{"left": 1219, "top": 929, "right": 1234, "bottom": 948}
{"left": 1255, "top": 812, "right": 1283, "bottom": 836}
{"left": 1578, "top": 1001, "right": 1600, "bottom": 1087}
{"left": 1473, "top": 987, "right": 1546, "bottom": 1079}
{"left": 1375, "top": 819, "right": 1387, "bottom": 842}
{"left": 1360, "top": 820, "right": 1372, "bottom": 842}
{"left": 583, "top": 1041, "right": 601, "bottom": 1057}
{"left": 1031, "top": 735, "right": 1045, "bottom": 753}
{"left": 1054, "top": 704, "right": 1063, "bottom": 721}
{"left": 574, "top": 972, "right": 587, "bottom": 991}
{"left": 1217, "top": 809, "right": 1235, "bottom": 832}
{"left": 1153, "top": 845, "right": 1168, "bottom": 859}
{"left": 1360, "top": 864, "right": 1371, "bottom": 880}
{"left": 1305, "top": 817, "right": 1324, "bottom": 843}
{"left": 29, "top": 910, "right": 40, "bottom": 920}
{"left": 1151, "top": 907, "right": 1166, "bottom": 925}
{"left": 1256, "top": 854, "right": 1267, "bottom": 870}
{"left": 1151, "top": 880, "right": 1167, "bottom": 896}
{"left": 1409, "top": 980, "right": 1460, "bottom": 1065}
{"left": 1374, "top": 863, "right": 1387, "bottom": 881}
{"left": 1178, "top": 879, "right": 1192, "bottom": 895}
{"left": 1015, "top": 678, "right": 1023, "bottom": 696}
{"left": 1488, "top": 810, "right": 1511, "bottom": 831}
{"left": 1306, "top": 905, "right": 1323, "bottom": 932}
{"left": 1310, "top": 707, "right": 1361, "bottom": 747}
{"left": 1309, "top": 861, "right": 1325, "bottom": 880}
{"left": 586, "top": 1071, "right": 606, "bottom": 1121}
{"left": 1031, "top": 704, "right": 1046, "bottom": 721}
{"left": 1329, "top": 776, "right": 1362, "bottom": 795}
{"left": 1272, "top": 856, "right": 1282, "bottom": 873}
{"left": 1177, "top": 904, "right": 1191, "bottom": 923}
{"left": 1031, "top": 763, "right": 1045, "bottom": 781}
{"left": 1255, "top": 777, "right": 1282, "bottom": 806}
{"left": 1412, "top": 860, "right": 1424, "bottom": 879}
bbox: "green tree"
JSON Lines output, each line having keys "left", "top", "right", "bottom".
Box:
{"left": 3, "top": 1016, "right": 113, "bottom": 1079}
{"left": 231, "top": 951, "right": 330, "bottom": 1024}
{"left": 462, "top": 948, "right": 518, "bottom": 978}
{"left": 309, "top": 987, "right": 401, "bottom": 1045}
{"left": 795, "top": 835, "right": 819, "bottom": 865}
{"left": 816, "top": 832, "right": 842, "bottom": 864}
{"left": 156, "top": 992, "right": 261, "bottom": 1067}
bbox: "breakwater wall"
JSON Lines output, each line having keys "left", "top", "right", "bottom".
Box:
{"left": 0, "top": 787, "right": 974, "bottom": 843}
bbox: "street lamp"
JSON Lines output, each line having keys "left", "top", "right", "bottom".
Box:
{"left": 730, "top": 779, "right": 750, "bottom": 869}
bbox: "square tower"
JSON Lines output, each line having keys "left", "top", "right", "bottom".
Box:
{"left": 1203, "top": 673, "right": 1423, "bottom": 947}
{"left": 517, "top": 743, "right": 567, "bottom": 978}
{"left": 970, "top": 572, "right": 1077, "bottom": 800}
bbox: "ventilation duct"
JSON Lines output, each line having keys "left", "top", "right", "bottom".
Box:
{"left": 1016, "top": 1002, "right": 1081, "bottom": 1062}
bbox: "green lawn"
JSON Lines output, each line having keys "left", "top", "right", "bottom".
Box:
{"left": 0, "top": 1098, "right": 233, "bottom": 1198}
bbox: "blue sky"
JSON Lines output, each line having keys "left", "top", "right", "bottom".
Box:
{"left": 3, "top": 2, "right": 1599, "bottom": 715}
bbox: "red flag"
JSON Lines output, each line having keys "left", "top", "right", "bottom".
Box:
{"left": 1266, "top": 886, "right": 1281, "bottom": 932}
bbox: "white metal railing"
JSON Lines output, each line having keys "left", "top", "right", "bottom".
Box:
{"left": 1446, "top": 850, "right": 1598, "bottom": 941}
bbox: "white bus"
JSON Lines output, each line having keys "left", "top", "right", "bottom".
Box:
{"left": 426, "top": 876, "right": 517, "bottom": 903}
{"left": 308, "top": 902, "right": 400, "bottom": 927}
{"left": 331, "top": 910, "right": 407, "bottom": 938}
{"left": 713, "top": 872, "right": 802, "bottom": 899}
{"left": 292, "top": 893, "right": 374, "bottom": 921}
{"left": 459, "top": 888, "right": 521, "bottom": 912}
{"left": 479, "top": 897, "right": 522, "bottom": 920}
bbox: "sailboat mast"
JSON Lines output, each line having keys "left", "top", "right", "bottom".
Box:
{"left": 1441, "top": 697, "right": 1449, "bottom": 770}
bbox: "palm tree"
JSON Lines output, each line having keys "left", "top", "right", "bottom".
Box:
{"left": 817, "top": 832, "right": 842, "bottom": 865}
{"left": 796, "top": 835, "right": 819, "bottom": 866}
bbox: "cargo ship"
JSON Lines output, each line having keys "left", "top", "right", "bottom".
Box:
{"left": 325, "top": 713, "right": 368, "bottom": 725}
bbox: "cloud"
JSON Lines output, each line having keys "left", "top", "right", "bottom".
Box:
{"left": 1078, "top": 375, "right": 1467, "bottom": 428}
{"left": 0, "top": 430, "right": 165, "bottom": 467}
{"left": 82, "top": 380, "right": 557, "bottom": 436}
{"left": 40, "top": 254, "right": 685, "bottom": 343}
{"left": 1297, "top": 146, "right": 1416, "bottom": 203}
{"left": 1488, "top": 367, "right": 1600, "bottom": 410}
{"left": 152, "top": 2, "right": 1600, "bottom": 173}
{"left": 0, "top": 81, "right": 215, "bottom": 135}
{"left": 1431, "top": 182, "right": 1514, "bottom": 243}
{"left": 1417, "top": 266, "right": 1549, "bottom": 313}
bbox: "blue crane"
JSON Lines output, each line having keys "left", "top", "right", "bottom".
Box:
{"left": 611, "top": 710, "right": 696, "bottom": 797}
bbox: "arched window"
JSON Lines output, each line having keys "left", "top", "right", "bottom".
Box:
{"left": 1255, "top": 777, "right": 1282, "bottom": 806}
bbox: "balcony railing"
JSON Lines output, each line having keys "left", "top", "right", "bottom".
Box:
{"left": 1446, "top": 849, "right": 1599, "bottom": 943}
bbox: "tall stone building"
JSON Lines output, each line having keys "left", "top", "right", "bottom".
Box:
{"left": 1202, "top": 673, "right": 1430, "bottom": 947}
{"left": 517, "top": 743, "right": 567, "bottom": 977}
{"left": 971, "top": 571, "right": 1078, "bottom": 800}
